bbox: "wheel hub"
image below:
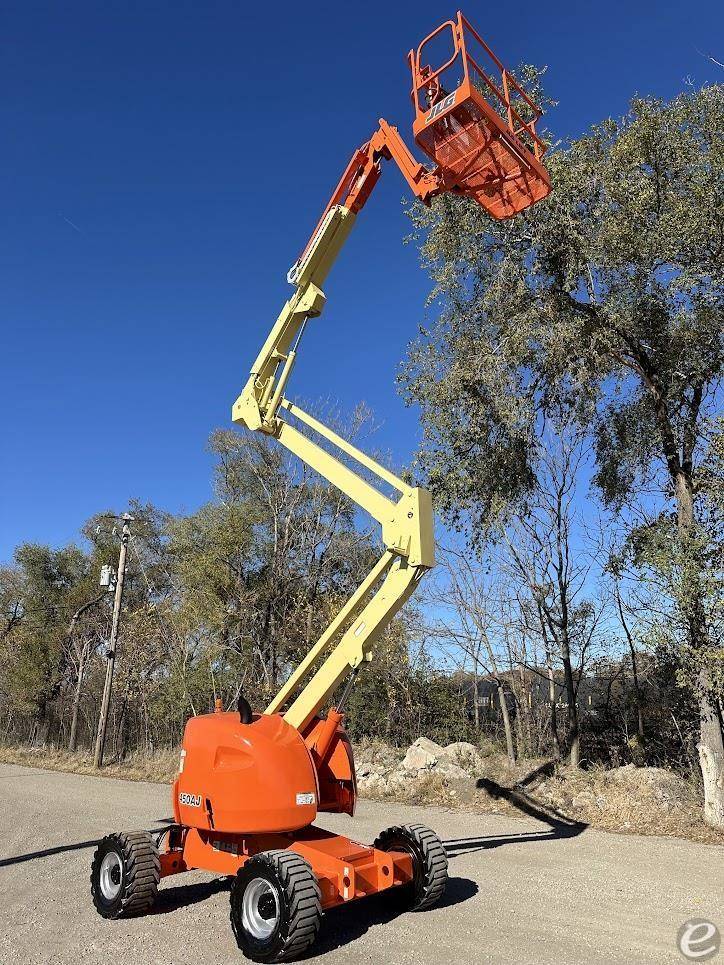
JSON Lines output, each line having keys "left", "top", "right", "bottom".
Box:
{"left": 99, "top": 851, "right": 123, "bottom": 901}
{"left": 242, "top": 877, "right": 280, "bottom": 940}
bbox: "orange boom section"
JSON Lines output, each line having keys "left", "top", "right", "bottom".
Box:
{"left": 409, "top": 11, "right": 551, "bottom": 218}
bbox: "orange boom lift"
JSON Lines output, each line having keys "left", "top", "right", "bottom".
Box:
{"left": 90, "top": 12, "right": 551, "bottom": 962}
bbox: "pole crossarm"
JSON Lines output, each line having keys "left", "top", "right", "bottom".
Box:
{"left": 232, "top": 123, "right": 437, "bottom": 731}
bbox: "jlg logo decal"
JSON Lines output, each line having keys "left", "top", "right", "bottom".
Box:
{"left": 179, "top": 792, "right": 202, "bottom": 807}
{"left": 425, "top": 91, "right": 456, "bottom": 124}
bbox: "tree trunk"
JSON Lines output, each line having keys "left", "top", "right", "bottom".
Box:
{"left": 674, "top": 469, "right": 724, "bottom": 829}
{"left": 674, "top": 470, "right": 694, "bottom": 530}
{"left": 698, "top": 679, "right": 724, "bottom": 829}
{"left": 32, "top": 696, "right": 52, "bottom": 747}
{"left": 68, "top": 645, "right": 88, "bottom": 753}
{"left": 497, "top": 682, "right": 516, "bottom": 764}
{"left": 628, "top": 652, "right": 646, "bottom": 744}
{"left": 560, "top": 642, "right": 580, "bottom": 767}
{"left": 472, "top": 667, "right": 480, "bottom": 731}
{"left": 615, "top": 585, "right": 645, "bottom": 743}
{"left": 547, "top": 661, "right": 562, "bottom": 760}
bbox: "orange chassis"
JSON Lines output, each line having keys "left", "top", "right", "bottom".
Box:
{"left": 159, "top": 707, "right": 413, "bottom": 911}
{"left": 158, "top": 825, "right": 413, "bottom": 911}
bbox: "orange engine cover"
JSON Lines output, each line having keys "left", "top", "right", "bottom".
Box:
{"left": 173, "top": 712, "right": 318, "bottom": 834}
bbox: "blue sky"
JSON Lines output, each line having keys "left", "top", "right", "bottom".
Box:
{"left": 2, "top": 0, "right": 723, "bottom": 563}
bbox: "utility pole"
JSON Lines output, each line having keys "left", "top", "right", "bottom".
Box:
{"left": 94, "top": 513, "right": 132, "bottom": 768}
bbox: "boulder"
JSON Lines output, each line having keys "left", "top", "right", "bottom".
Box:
{"left": 402, "top": 737, "right": 444, "bottom": 771}
{"left": 358, "top": 772, "right": 386, "bottom": 794}
{"left": 433, "top": 759, "right": 469, "bottom": 780}
{"left": 442, "top": 741, "right": 485, "bottom": 773}
{"left": 387, "top": 766, "right": 414, "bottom": 788}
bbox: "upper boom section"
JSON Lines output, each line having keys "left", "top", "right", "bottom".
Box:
{"left": 232, "top": 201, "right": 434, "bottom": 573}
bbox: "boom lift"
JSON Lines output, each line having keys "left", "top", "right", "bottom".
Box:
{"left": 90, "top": 12, "right": 551, "bottom": 962}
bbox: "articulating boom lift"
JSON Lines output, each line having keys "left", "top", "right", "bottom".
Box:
{"left": 90, "top": 12, "right": 551, "bottom": 962}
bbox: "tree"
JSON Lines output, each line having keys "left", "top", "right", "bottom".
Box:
{"left": 427, "top": 545, "right": 517, "bottom": 762}
{"left": 401, "top": 86, "right": 724, "bottom": 824}
{"left": 1, "top": 543, "right": 95, "bottom": 744}
{"left": 66, "top": 590, "right": 107, "bottom": 752}
{"left": 496, "top": 416, "right": 602, "bottom": 767}
{"left": 169, "top": 428, "right": 374, "bottom": 711}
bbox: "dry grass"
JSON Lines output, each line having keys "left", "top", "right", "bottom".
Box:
{"left": 529, "top": 762, "right": 723, "bottom": 844}
{"left": 354, "top": 744, "right": 724, "bottom": 846}
{"left": 0, "top": 744, "right": 179, "bottom": 784}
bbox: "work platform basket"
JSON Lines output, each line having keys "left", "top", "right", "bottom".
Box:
{"left": 409, "top": 11, "right": 551, "bottom": 218}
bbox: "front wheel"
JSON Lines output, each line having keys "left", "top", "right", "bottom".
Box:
{"left": 90, "top": 831, "right": 159, "bottom": 919}
{"left": 230, "top": 850, "right": 322, "bottom": 963}
{"left": 374, "top": 823, "right": 448, "bottom": 911}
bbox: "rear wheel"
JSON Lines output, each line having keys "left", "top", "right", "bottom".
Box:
{"left": 374, "top": 823, "right": 448, "bottom": 911}
{"left": 230, "top": 850, "right": 322, "bottom": 963}
{"left": 90, "top": 831, "right": 159, "bottom": 919}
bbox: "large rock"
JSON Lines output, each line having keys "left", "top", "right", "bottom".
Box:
{"left": 387, "top": 766, "right": 414, "bottom": 788}
{"left": 398, "top": 737, "right": 470, "bottom": 782}
{"left": 442, "top": 741, "right": 485, "bottom": 773}
{"left": 358, "top": 771, "right": 386, "bottom": 794}
{"left": 402, "top": 737, "right": 444, "bottom": 771}
{"left": 432, "top": 758, "right": 469, "bottom": 780}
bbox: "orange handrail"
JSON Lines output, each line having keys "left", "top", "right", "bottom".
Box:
{"left": 409, "top": 9, "right": 547, "bottom": 162}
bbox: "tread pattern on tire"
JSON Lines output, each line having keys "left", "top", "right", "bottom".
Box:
{"left": 374, "top": 822, "right": 448, "bottom": 910}
{"left": 91, "top": 830, "right": 160, "bottom": 919}
{"left": 230, "top": 849, "right": 322, "bottom": 963}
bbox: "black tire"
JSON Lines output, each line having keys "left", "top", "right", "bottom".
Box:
{"left": 90, "top": 831, "right": 160, "bottom": 919}
{"left": 230, "top": 850, "right": 322, "bottom": 963}
{"left": 374, "top": 823, "right": 448, "bottom": 911}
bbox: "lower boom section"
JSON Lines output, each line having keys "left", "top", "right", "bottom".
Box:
{"left": 159, "top": 823, "right": 413, "bottom": 910}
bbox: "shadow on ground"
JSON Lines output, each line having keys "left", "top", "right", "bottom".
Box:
{"left": 149, "top": 872, "right": 476, "bottom": 956}
{"left": 154, "top": 876, "right": 231, "bottom": 914}
{"left": 304, "top": 875, "right": 478, "bottom": 958}
{"left": 444, "top": 771, "right": 588, "bottom": 858}
{"left": 0, "top": 822, "right": 172, "bottom": 869}
{"left": 0, "top": 838, "right": 99, "bottom": 868}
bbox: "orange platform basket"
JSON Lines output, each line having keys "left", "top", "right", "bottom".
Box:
{"left": 409, "top": 11, "right": 551, "bottom": 219}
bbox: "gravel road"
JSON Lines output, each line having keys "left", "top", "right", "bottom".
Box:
{"left": 0, "top": 762, "right": 721, "bottom": 965}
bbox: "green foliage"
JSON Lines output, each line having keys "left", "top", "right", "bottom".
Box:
{"left": 0, "top": 543, "right": 102, "bottom": 732}
{"left": 0, "top": 425, "right": 407, "bottom": 752}
{"left": 401, "top": 85, "right": 723, "bottom": 536}
{"left": 628, "top": 418, "right": 724, "bottom": 700}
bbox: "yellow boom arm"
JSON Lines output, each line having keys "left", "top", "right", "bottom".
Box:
{"left": 231, "top": 11, "right": 552, "bottom": 734}
{"left": 232, "top": 197, "right": 434, "bottom": 733}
